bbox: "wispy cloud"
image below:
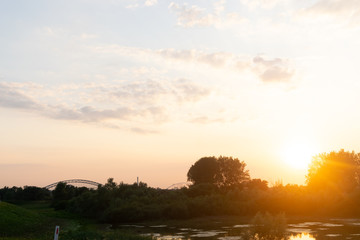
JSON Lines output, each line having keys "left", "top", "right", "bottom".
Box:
{"left": 130, "top": 127, "right": 159, "bottom": 134}
{"left": 157, "top": 49, "right": 295, "bottom": 82}
{"left": 79, "top": 33, "right": 98, "bottom": 40}
{"left": 0, "top": 78, "right": 211, "bottom": 133}
{"left": 145, "top": 0, "right": 158, "bottom": 7}
{"left": 126, "top": 0, "right": 158, "bottom": 8}
{"left": 300, "top": 0, "right": 360, "bottom": 26}
{"left": 93, "top": 45, "right": 296, "bottom": 83}
{"left": 253, "top": 56, "right": 294, "bottom": 82}
{"left": 169, "top": 2, "right": 217, "bottom": 27}
{"left": 174, "top": 78, "right": 210, "bottom": 102}
{"left": 304, "top": 0, "right": 358, "bottom": 15}
{"left": 240, "top": 0, "right": 282, "bottom": 10}
{"left": 157, "top": 49, "right": 243, "bottom": 68}
{"left": 47, "top": 105, "right": 137, "bottom": 122}
{"left": 0, "top": 83, "right": 42, "bottom": 110}
{"left": 190, "top": 116, "right": 233, "bottom": 124}
{"left": 168, "top": 0, "right": 245, "bottom": 28}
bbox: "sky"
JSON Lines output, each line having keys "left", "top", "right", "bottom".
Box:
{"left": 1, "top": 0, "right": 360, "bottom": 188}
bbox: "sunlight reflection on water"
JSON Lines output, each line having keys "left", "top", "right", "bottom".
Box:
{"left": 289, "top": 233, "right": 316, "bottom": 240}
{"left": 123, "top": 219, "right": 360, "bottom": 240}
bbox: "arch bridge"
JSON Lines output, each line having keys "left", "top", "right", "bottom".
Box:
{"left": 166, "top": 182, "right": 192, "bottom": 190}
{"left": 44, "top": 179, "right": 102, "bottom": 190}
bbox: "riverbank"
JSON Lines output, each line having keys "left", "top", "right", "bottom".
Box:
{"left": 2, "top": 201, "right": 360, "bottom": 240}
{"left": 0, "top": 201, "right": 151, "bottom": 240}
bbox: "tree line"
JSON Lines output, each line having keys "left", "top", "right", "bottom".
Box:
{"left": 2, "top": 150, "right": 360, "bottom": 223}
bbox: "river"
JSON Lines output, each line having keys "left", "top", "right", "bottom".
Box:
{"left": 117, "top": 218, "right": 360, "bottom": 240}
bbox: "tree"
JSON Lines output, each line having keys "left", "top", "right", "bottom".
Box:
{"left": 22, "top": 186, "right": 51, "bottom": 201}
{"left": 187, "top": 157, "right": 218, "bottom": 185}
{"left": 246, "top": 178, "right": 269, "bottom": 191}
{"left": 187, "top": 156, "right": 250, "bottom": 188}
{"left": 306, "top": 149, "right": 360, "bottom": 192}
{"left": 216, "top": 156, "right": 250, "bottom": 188}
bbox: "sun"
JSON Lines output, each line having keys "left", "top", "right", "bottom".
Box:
{"left": 282, "top": 142, "right": 314, "bottom": 170}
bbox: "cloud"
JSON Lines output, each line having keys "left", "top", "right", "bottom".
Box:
{"left": 79, "top": 33, "right": 98, "bottom": 40}
{"left": 93, "top": 44, "right": 249, "bottom": 72}
{"left": 110, "top": 80, "right": 167, "bottom": 103}
{"left": 174, "top": 79, "right": 210, "bottom": 102}
{"left": 130, "top": 127, "right": 159, "bottom": 134}
{"left": 0, "top": 78, "right": 211, "bottom": 132}
{"left": 253, "top": 56, "right": 294, "bottom": 82}
{"left": 198, "top": 52, "right": 229, "bottom": 67}
{"left": 300, "top": 0, "right": 360, "bottom": 26}
{"left": 93, "top": 44, "right": 295, "bottom": 83}
{"left": 48, "top": 105, "right": 136, "bottom": 122}
{"left": 145, "top": 0, "right": 157, "bottom": 7}
{"left": 108, "top": 78, "right": 210, "bottom": 104}
{"left": 169, "top": 2, "right": 216, "bottom": 27}
{"left": 304, "top": 0, "right": 358, "bottom": 15}
{"left": 168, "top": 1, "right": 244, "bottom": 28}
{"left": 0, "top": 83, "right": 42, "bottom": 110}
{"left": 126, "top": 4, "right": 139, "bottom": 9}
{"left": 0, "top": 41, "right": 296, "bottom": 133}
{"left": 189, "top": 109, "right": 240, "bottom": 124}
{"left": 126, "top": 0, "right": 158, "bottom": 8}
{"left": 190, "top": 116, "right": 226, "bottom": 124}
{"left": 240, "top": 0, "right": 282, "bottom": 9}
{"left": 157, "top": 48, "right": 249, "bottom": 69}
{"left": 157, "top": 49, "right": 295, "bottom": 82}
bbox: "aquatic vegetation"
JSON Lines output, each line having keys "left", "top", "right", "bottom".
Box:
{"left": 242, "top": 212, "right": 287, "bottom": 240}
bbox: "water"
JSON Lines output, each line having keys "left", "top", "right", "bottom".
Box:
{"left": 117, "top": 219, "right": 360, "bottom": 240}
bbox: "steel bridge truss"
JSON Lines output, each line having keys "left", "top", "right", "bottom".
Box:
{"left": 44, "top": 179, "right": 102, "bottom": 189}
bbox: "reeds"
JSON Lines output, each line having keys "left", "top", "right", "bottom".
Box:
{"left": 242, "top": 212, "right": 287, "bottom": 240}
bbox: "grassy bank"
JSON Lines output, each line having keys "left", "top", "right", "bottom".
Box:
{"left": 0, "top": 201, "right": 152, "bottom": 240}
{"left": 0, "top": 200, "right": 342, "bottom": 240}
{"left": 0, "top": 201, "right": 47, "bottom": 238}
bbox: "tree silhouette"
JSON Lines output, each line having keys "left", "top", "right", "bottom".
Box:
{"left": 306, "top": 149, "right": 360, "bottom": 192}
{"left": 187, "top": 156, "right": 250, "bottom": 188}
{"left": 187, "top": 157, "right": 218, "bottom": 185}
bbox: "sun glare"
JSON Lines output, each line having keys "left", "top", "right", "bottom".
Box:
{"left": 282, "top": 142, "right": 314, "bottom": 170}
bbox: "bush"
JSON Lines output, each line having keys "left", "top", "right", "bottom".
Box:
{"left": 244, "top": 212, "right": 287, "bottom": 240}
{"left": 102, "top": 202, "right": 146, "bottom": 223}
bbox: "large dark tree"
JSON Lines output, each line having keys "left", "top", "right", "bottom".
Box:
{"left": 306, "top": 149, "right": 360, "bottom": 192}
{"left": 187, "top": 156, "right": 250, "bottom": 188}
{"left": 187, "top": 157, "right": 219, "bottom": 185}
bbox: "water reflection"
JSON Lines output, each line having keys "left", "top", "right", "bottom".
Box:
{"left": 120, "top": 219, "right": 360, "bottom": 240}
{"left": 289, "top": 233, "right": 315, "bottom": 240}
{"left": 190, "top": 231, "right": 226, "bottom": 237}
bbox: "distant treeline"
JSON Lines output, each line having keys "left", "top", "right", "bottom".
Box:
{"left": 1, "top": 150, "right": 360, "bottom": 223}
{"left": 0, "top": 186, "right": 51, "bottom": 202}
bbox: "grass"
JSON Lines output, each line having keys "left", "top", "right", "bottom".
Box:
{"left": 0, "top": 201, "right": 46, "bottom": 237}
{"left": 0, "top": 201, "right": 154, "bottom": 240}
{"left": 0, "top": 201, "right": 305, "bottom": 240}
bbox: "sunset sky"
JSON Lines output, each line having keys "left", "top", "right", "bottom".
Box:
{"left": 1, "top": 0, "right": 360, "bottom": 188}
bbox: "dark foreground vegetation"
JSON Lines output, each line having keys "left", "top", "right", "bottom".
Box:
{"left": 0, "top": 201, "right": 154, "bottom": 240}
{"left": 1, "top": 150, "right": 360, "bottom": 239}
